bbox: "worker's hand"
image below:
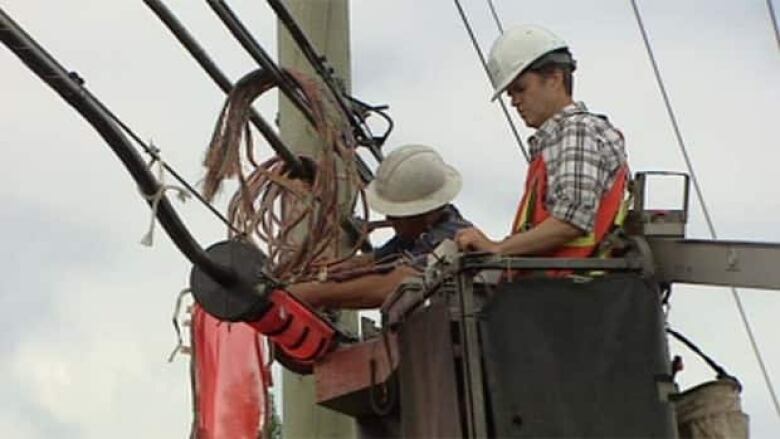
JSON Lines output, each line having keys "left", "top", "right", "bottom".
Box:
{"left": 455, "top": 227, "right": 500, "bottom": 253}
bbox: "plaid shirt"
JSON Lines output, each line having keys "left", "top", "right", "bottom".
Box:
{"left": 527, "top": 102, "right": 628, "bottom": 232}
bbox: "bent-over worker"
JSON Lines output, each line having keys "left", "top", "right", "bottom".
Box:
{"left": 289, "top": 144, "right": 471, "bottom": 308}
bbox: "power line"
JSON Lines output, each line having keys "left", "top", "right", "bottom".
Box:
{"left": 486, "top": 0, "right": 504, "bottom": 34}
{"left": 88, "top": 92, "right": 242, "bottom": 235}
{"left": 768, "top": 0, "right": 780, "bottom": 51}
{"left": 629, "top": 0, "right": 780, "bottom": 419}
{"left": 452, "top": 0, "right": 529, "bottom": 162}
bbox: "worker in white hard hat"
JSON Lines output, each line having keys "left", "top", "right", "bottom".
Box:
{"left": 456, "top": 25, "right": 629, "bottom": 261}
{"left": 289, "top": 144, "right": 471, "bottom": 308}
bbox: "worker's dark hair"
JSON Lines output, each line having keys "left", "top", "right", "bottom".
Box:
{"left": 527, "top": 48, "right": 576, "bottom": 96}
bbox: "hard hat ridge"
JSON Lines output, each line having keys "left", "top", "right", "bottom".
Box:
{"left": 487, "top": 24, "right": 571, "bottom": 101}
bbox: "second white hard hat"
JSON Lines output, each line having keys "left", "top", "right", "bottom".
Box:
{"left": 365, "top": 144, "right": 462, "bottom": 217}
{"left": 486, "top": 24, "right": 569, "bottom": 101}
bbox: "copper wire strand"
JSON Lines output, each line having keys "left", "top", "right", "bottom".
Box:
{"left": 204, "top": 68, "right": 369, "bottom": 282}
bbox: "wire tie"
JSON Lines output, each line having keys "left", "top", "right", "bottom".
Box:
{"left": 148, "top": 138, "right": 161, "bottom": 156}
{"left": 317, "top": 266, "right": 328, "bottom": 283}
{"left": 168, "top": 288, "right": 192, "bottom": 363}
{"left": 140, "top": 158, "right": 190, "bottom": 247}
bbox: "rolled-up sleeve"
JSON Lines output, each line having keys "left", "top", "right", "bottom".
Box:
{"left": 545, "top": 121, "right": 609, "bottom": 233}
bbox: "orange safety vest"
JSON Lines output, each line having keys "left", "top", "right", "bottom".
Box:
{"left": 511, "top": 155, "right": 629, "bottom": 259}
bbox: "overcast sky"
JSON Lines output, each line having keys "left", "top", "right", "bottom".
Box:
{"left": 1, "top": 0, "right": 779, "bottom": 437}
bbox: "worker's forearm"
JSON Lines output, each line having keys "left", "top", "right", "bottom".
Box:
{"left": 329, "top": 253, "right": 375, "bottom": 273}
{"left": 496, "top": 217, "right": 584, "bottom": 256}
{"left": 288, "top": 265, "right": 419, "bottom": 309}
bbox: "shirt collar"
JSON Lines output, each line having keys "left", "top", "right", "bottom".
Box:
{"left": 528, "top": 101, "right": 589, "bottom": 156}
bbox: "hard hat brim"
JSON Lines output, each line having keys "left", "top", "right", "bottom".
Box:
{"left": 365, "top": 166, "right": 462, "bottom": 217}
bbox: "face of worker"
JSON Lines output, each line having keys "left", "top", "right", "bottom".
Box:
{"left": 388, "top": 213, "right": 431, "bottom": 241}
{"left": 506, "top": 70, "right": 565, "bottom": 129}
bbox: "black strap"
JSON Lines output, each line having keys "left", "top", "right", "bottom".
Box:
{"left": 666, "top": 327, "right": 737, "bottom": 382}
{"left": 368, "top": 330, "right": 397, "bottom": 416}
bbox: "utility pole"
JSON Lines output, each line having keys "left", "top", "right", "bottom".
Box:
{"left": 278, "top": 1, "right": 357, "bottom": 437}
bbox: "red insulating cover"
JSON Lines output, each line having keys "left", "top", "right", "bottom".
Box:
{"left": 191, "top": 304, "right": 270, "bottom": 439}
{"left": 250, "top": 289, "right": 336, "bottom": 363}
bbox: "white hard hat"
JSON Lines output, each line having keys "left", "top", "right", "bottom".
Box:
{"left": 487, "top": 24, "right": 570, "bottom": 101}
{"left": 366, "top": 144, "right": 462, "bottom": 217}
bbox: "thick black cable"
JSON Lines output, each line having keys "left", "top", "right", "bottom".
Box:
{"left": 144, "top": 0, "right": 372, "bottom": 252}
{"left": 91, "top": 98, "right": 243, "bottom": 236}
{"left": 204, "top": 0, "right": 378, "bottom": 183}
{"left": 266, "top": 0, "right": 384, "bottom": 163}
{"left": 630, "top": 0, "right": 780, "bottom": 418}
{"left": 9, "top": 4, "right": 240, "bottom": 235}
{"left": 205, "top": 0, "right": 315, "bottom": 125}
{"left": 143, "top": 0, "right": 307, "bottom": 179}
{"left": 666, "top": 328, "right": 734, "bottom": 380}
{"left": 452, "top": 0, "right": 529, "bottom": 162}
{"left": 264, "top": 0, "right": 379, "bottom": 180}
{"left": 0, "top": 6, "right": 252, "bottom": 291}
{"left": 768, "top": 0, "right": 780, "bottom": 51}
{"left": 13, "top": 1, "right": 244, "bottom": 236}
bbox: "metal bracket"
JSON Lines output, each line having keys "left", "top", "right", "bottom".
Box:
{"left": 626, "top": 171, "right": 690, "bottom": 238}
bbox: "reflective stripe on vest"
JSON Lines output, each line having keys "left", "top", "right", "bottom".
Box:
{"left": 512, "top": 155, "right": 629, "bottom": 258}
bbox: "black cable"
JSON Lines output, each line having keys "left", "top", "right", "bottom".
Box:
{"left": 267, "top": 0, "right": 384, "bottom": 162}
{"left": 204, "top": 0, "right": 377, "bottom": 183}
{"left": 368, "top": 330, "right": 397, "bottom": 416}
{"left": 486, "top": 0, "right": 504, "bottom": 33}
{"left": 630, "top": 0, "right": 780, "bottom": 418}
{"left": 145, "top": 0, "right": 373, "bottom": 249}
{"left": 91, "top": 98, "right": 243, "bottom": 236}
{"left": 143, "top": 0, "right": 309, "bottom": 180}
{"left": 17, "top": 2, "right": 246, "bottom": 236}
{"left": 0, "top": 7, "right": 249, "bottom": 290}
{"left": 452, "top": 0, "right": 529, "bottom": 162}
{"left": 666, "top": 327, "right": 734, "bottom": 381}
{"left": 205, "top": 0, "right": 315, "bottom": 125}
{"left": 767, "top": 0, "right": 780, "bottom": 51}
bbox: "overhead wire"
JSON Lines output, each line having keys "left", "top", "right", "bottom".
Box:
{"left": 452, "top": 0, "right": 529, "bottom": 162}
{"left": 201, "top": 0, "right": 377, "bottom": 185}
{"left": 144, "top": 0, "right": 307, "bottom": 179}
{"left": 629, "top": 0, "right": 780, "bottom": 419}
{"left": 0, "top": 7, "right": 252, "bottom": 287}
{"left": 768, "top": 0, "right": 780, "bottom": 51}
{"left": 267, "top": 0, "right": 385, "bottom": 163}
{"left": 486, "top": 0, "right": 504, "bottom": 33}
{"left": 87, "top": 92, "right": 243, "bottom": 236}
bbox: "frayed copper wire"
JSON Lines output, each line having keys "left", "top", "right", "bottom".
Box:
{"left": 203, "top": 68, "right": 369, "bottom": 282}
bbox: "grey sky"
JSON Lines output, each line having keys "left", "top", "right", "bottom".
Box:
{"left": 1, "top": 0, "right": 778, "bottom": 437}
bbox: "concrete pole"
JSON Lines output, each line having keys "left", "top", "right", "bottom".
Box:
{"left": 278, "top": 1, "right": 357, "bottom": 437}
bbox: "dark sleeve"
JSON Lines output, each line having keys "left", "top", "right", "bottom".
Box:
{"left": 373, "top": 236, "right": 401, "bottom": 262}
{"left": 416, "top": 217, "right": 472, "bottom": 254}
{"left": 406, "top": 214, "right": 473, "bottom": 269}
